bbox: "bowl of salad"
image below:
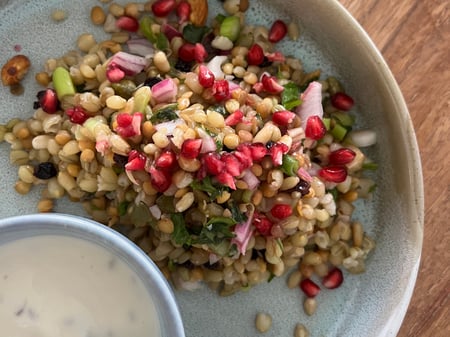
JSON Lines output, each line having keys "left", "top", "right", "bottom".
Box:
{"left": 0, "top": 0, "right": 423, "bottom": 336}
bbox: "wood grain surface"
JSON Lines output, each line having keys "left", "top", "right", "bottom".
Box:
{"left": 337, "top": 1, "right": 450, "bottom": 336}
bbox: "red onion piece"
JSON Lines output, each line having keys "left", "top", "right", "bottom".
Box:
{"left": 126, "top": 38, "right": 155, "bottom": 57}
{"left": 295, "top": 81, "right": 324, "bottom": 129}
{"left": 152, "top": 78, "right": 178, "bottom": 103}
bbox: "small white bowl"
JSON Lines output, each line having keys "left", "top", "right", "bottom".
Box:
{"left": 0, "top": 213, "right": 185, "bottom": 337}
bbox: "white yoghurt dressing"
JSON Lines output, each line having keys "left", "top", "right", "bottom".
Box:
{"left": 0, "top": 234, "right": 161, "bottom": 337}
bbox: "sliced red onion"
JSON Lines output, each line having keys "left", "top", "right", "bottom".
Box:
{"left": 228, "top": 80, "right": 240, "bottom": 93}
{"left": 196, "top": 127, "right": 217, "bottom": 153}
{"left": 149, "top": 204, "right": 162, "bottom": 219}
{"left": 347, "top": 129, "right": 377, "bottom": 147}
{"left": 109, "top": 51, "right": 148, "bottom": 76}
{"left": 297, "top": 167, "right": 313, "bottom": 183}
{"left": 152, "top": 78, "right": 178, "bottom": 103}
{"left": 126, "top": 38, "right": 155, "bottom": 57}
{"left": 161, "top": 23, "right": 183, "bottom": 41}
{"left": 231, "top": 205, "right": 255, "bottom": 255}
{"left": 206, "top": 55, "right": 228, "bottom": 80}
{"left": 307, "top": 162, "right": 322, "bottom": 177}
{"left": 241, "top": 169, "right": 260, "bottom": 190}
{"left": 296, "top": 81, "right": 324, "bottom": 129}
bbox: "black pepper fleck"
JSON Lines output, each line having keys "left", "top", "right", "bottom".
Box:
{"left": 33, "top": 162, "right": 57, "bottom": 180}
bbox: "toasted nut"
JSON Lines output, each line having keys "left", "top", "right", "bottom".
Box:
{"left": 1, "top": 55, "right": 31, "bottom": 86}
{"left": 91, "top": 6, "right": 106, "bottom": 25}
{"left": 187, "top": 0, "right": 208, "bottom": 26}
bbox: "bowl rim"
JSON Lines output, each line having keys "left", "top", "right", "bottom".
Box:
{"left": 0, "top": 212, "right": 186, "bottom": 337}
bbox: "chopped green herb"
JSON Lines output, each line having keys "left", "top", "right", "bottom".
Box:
{"left": 190, "top": 176, "right": 227, "bottom": 200}
{"left": 228, "top": 200, "right": 247, "bottom": 223}
{"left": 150, "top": 104, "right": 179, "bottom": 123}
{"left": 183, "top": 24, "right": 210, "bottom": 44}
{"left": 328, "top": 187, "right": 339, "bottom": 201}
{"left": 171, "top": 213, "right": 192, "bottom": 246}
{"left": 282, "top": 83, "right": 302, "bottom": 110}
{"left": 140, "top": 16, "right": 157, "bottom": 43}
{"left": 156, "top": 195, "right": 176, "bottom": 213}
{"left": 362, "top": 162, "right": 378, "bottom": 170}
{"left": 195, "top": 216, "right": 236, "bottom": 246}
{"left": 117, "top": 201, "right": 129, "bottom": 216}
{"left": 156, "top": 33, "right": 169, "bottom": 51}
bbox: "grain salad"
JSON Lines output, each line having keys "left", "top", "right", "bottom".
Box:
{"left": 0, "top": 0, "right": 378, "bottom": 328}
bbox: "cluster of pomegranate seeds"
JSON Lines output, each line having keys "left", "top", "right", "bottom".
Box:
{"left": 247, "top": 43, "right": 265, "bottom": 65}
{"left": 330, "top": 92, "right": 354, "bottom": 111}
{"left": 270, "top": 204, "right": 293, "bottom": 219}
{"left": 328, "top": 148, "right": 356, "bottom": 165}
{"left": 300, "top": 268, "right": 344, "bottom": 298}
{"left": 106, "top": 62, "right": 125, "bottom": 83}
{"left": 318, "top": 166, "right": 348, "bottom": 183}
{"left": 202, "top": 152, "right": 224, "bottom": 175}
{"left": 268, "top": 20, "right": 288, "bottom": 43}
{"left": 115, "top": 16, "right": 139, "bottom": 32}
{"left": 267, "top": 142, "right": 289, "bottom": 166}
{"left": 152, "top": 0, "right": 177, "bottom": 17}
{"left": 65, "top": 106, "right": 89, "bottom": 124}
{"left": 198, "top": 64, "right": 215, "bottom": 88}
{"left": 253, "top": 213, "right": 273, "bottom": 236}
{"left": 305, "top": 115, "right": 327, "bottom": 140}
{"left": 115, "top": 112, "right": 143, "bottom": 138}
{"left": 34, "top": 88, "right": 59, "bottom": 113}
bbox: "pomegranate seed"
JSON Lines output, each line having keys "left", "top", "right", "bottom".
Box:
{"left": 194, "top": 43, "right": 208, "bottom": 63}
{"left": 268, "top": 142, "right": 289, "bottom": 166}
{"left": 212, "top": 79, "right": 230, "bottom": 101}
{"left": 116, "top": 113, "right": 143, "bottom": 138}
{"left": 328, "top": 148, "right": 356, "bottom": 165}
{"left": 300, "top": 278, "right": 321, "bottom": 298}
{"left": 155, "top": 150, "right": 177, "bottom": 170}
{"left": 247, "top": 43, "right": 264, "bottom": 66}
{"left": 233, "top": 150, "right": 253, "bottom": 170}
{"left": 330, "top": 92, "right": 354, "bottom": 111}
{"left": 225, "top": 109, "right": 244, "bottom": 126}
{"left": 152, "top": 0, "right": 177, "bottom": 17}
{"left": 66, "top": 106, "right": 89, "bottom": 125}
{"left": 176, "top": 1, "right": 191, "bottom": 22}
{"left": 268, "top": 20, "right": 287, "bottom": 43}
{"left": 270, "top": 204, "right": 293, "bottom": 219}
{"left": 36, "top": 89, "right": 59, "bottom": 113}
{"left": 181, "top": 139, "right": 203, "bottom": 159}
{"left": 125, "top": 150, "right": 147, "bottom": 171}
{"left": 252, "top": 82, "right": 264, "bottom": 94}
{"left": 222, "top": 153, "right": 242, "bottom": 177}
{"left": 115, "top": 16, "right": 139, "bottom": 32}
{"left": 178, "top": 43, "right": 196, "bottom": 62}
{"left": 253, "top": 213, "right": 273, "bottom": 236}
{"left": 148, "top": 166, "right": 172, "bottom": 192}
{"left": 106, "top": 63, "right": 125, "bottom": 83}
{"left": 265, "top": 51, "right": 286, "bottom": 63}
{"left": 216, "top": 171, "right": 236, "bottom": 190}
{"left": 272, "top": 110, "right": 296, "bottom": 126}
{"left": 319, "top": 166, "right": 348, "bottom": 183}
{"left": 322, "top": 268, "right": 344, "bottom": 289}
{"left": 198, "top": 64, "right": 215, "bottom": 88}
{"left": 202, "top": 152, "right": 224, "bottom": 175}
{"left": 305, "top": 115, "right": 326, "bottom": 140}
{"left": 261, "top": 74, "right": 284, "bottom": 94}
{"left": 248, "top": 143, "right": 267, "bottom": 161}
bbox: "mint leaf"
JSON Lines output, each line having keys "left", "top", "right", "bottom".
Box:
{"left": 190, "top": 176, "right": 227, "bottom": 200}
{"left": 282, "top": 83, "right": 302, "bottom": 110}
{"left": 228, "top": 200, "right": 247, "bottom": 223}
{"left": 183, "top": 24, "right": 210, "bottom": 44}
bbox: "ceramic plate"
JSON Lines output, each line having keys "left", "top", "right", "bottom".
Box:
{"left": 0, "top": 0, "right": 423, "bottom": 336}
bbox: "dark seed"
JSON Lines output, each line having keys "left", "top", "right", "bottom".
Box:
{"left": 295, "top": 179, "right": 311, "bottom": 196}
{"left": 174, "top": 59, "right": 193, "bottom": 72}
{"left": 259, "top": 56, "right": 273, "bottom": 68}
{"left": 113, "top": 153, "right": 128, "bottom": 168}
{"left": 143, "top": 77, "right": 162, "bottom": 88}
{"left": 33, "top": 162, "right": 57, "bottom": 179}
{"left": 265, "top": 141, "right": 275, "bottom": 149}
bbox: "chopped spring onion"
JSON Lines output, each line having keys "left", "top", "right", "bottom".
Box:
{"left": 219, "top": 16, "right": 241, "bottom": 42}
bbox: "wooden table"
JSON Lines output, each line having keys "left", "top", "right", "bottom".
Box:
{"left": 338, "top": 1, "right": 450, "bottom": 336}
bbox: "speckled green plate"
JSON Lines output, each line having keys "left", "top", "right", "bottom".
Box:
{"left": 0, "top": 0, "right": 423, "bottom": 336}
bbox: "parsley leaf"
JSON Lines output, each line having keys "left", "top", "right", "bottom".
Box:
{"left": 282, "top": 83, "right": 302, "bottom": 110}
{"left": 194, "top": 216, "right": 236, "bottom": 255}
{"left": 150, "top": 104, "right": 178, "bottom": 123}
{"left": 190, "top": 176, "right": 227, "bottom": 200}
{"left": 183, "top": 24, "right": 210, "bottom": 44}
{"left": 171, "top": 213, "right": 192, "bottom": 246}
{"left": 228, "top": 200, "right": 247, "bottom": 223}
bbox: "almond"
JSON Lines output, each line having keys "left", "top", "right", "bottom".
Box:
{"left": 187, "top": 0, "right": 208, "bottom": 26}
